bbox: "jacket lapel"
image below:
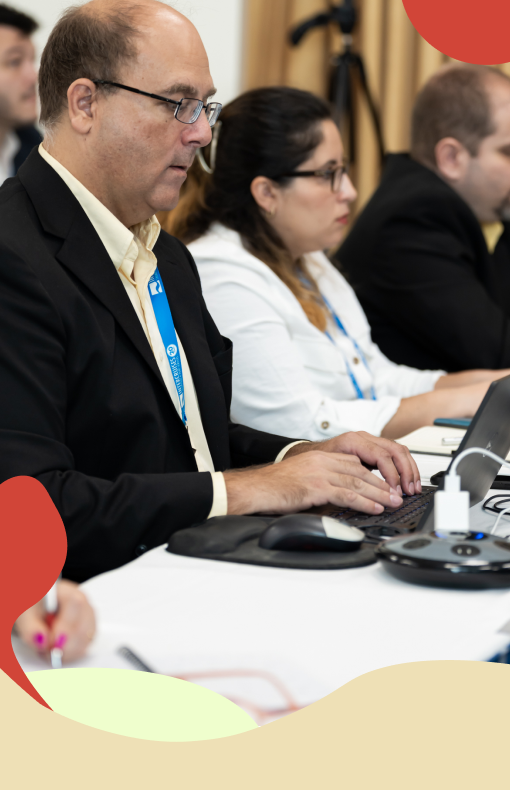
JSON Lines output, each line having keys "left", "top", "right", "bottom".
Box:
{"left": 18, "top": 149, "right": 167, "bottom": 391}
{"left": 56, "top": 220, "right": 169, "bottom": 389}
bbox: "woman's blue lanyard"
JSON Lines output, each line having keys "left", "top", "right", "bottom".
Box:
{"left": 148, "top": 267, "right": 188, "bottom": 426}
{"left": 321, "top": 293, "right": 376, "bottom": 401}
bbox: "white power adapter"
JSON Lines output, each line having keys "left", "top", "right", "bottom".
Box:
{"left": 434, "top": 471, "right": 470, "bottom": 535}
{"left": 434, "top": 446, "right": 510, "bottom": 536}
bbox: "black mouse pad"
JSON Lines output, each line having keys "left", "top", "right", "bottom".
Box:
{"left": 166, "top": 516, "right": 377, "bottom": 570}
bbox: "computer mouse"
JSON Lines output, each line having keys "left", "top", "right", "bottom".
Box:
{"left": 258, "top": 514, "right": 364, "bottom": 552}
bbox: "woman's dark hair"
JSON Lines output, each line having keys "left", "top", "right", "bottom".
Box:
{"left": 166, "top": 86, "right": 334, "bottom": 330}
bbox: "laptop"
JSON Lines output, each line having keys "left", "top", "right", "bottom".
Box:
{"left": 324, "top": 374, "right": 510, "bottom": 543}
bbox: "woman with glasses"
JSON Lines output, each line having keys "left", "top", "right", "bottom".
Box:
{"left": 165, "top": 87, "right": 508, "bottom": 440}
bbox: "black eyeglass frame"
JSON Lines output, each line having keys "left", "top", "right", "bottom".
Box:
{"left": 91, "top": 80, "right": 222, "bottom": 126}
{"left": 276, "top": 161, "right": 350, "bottom": 193}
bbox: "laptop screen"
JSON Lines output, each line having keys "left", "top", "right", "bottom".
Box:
{"left": 452, "top": 374, "right": 510, "bottom": 506}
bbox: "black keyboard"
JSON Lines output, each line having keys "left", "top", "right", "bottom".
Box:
{"left": 327, "top": 486, "right": 436, "bottom": 542}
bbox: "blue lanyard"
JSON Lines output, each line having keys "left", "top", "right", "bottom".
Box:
{"left": 298, "top": 271, "right": 377, "bottom": 401}
{"left": 321, "top": 293, "right": 376, "bottom": 401}
{"left": 148, "top": 267, "right": 188, "bottom": 426}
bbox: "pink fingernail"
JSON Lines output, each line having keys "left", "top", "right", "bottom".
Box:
{"left": 409, "top": 483, "right": 415, "bottom": 495}
{"left": 374, "top": 504, "right": 384, "bottom": 513}
{"left": 416, "top": 480, "right": 422, "bottom": 493}
{"left": 390, "top": 494, "right": 403, "bottom": 506}
{"left": 54, "top": 634, "right": 67, "bottom": 649}
{"left": 33, "top": 633, "right": 46, "bottom": 647}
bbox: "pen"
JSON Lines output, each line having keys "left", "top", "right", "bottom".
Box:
{"left": 441, "top": 437, "right": 462, "bottom": 446}
{"left": 118, "top": 646, "right": 155, "bottom": 673}
{"left": 45, "top": 580, "right": 63, "bottom": 669}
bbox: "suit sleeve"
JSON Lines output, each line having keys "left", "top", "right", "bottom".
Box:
{"left": 0, "top": 245, "right": 215, "bottom": 582}
{"left": 227, "top": 422, "right": 299, "bottom": 468}
{"left": 354, "top": 210, "right": 510, "bottom": 371}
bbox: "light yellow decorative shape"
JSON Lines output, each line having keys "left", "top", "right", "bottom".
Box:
{"left": 27, "top": 668, "right": 257, "bottom": 742}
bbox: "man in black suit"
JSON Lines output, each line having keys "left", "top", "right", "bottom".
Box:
{"left": 0, "top": 0, "right": 418, "bottom": 582}
{"left": 0, "top": 4, "right": 41, "bottom": 185}
{"left": 338, "top": 65, "right": 510, "bottom": 373}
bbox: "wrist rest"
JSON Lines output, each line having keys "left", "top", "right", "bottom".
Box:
{"left": 166, "top": 515, "right": 377, "bottom": 570}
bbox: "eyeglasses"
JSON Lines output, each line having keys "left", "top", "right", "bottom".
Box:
{"left": 91, "top": 80, "right": 222, "bottom": 127}
{"left": 118, "top": 647, "right": 303, "bottom": 726}
{"left": 277, "top": 160, "right": 350, "bottom": 193}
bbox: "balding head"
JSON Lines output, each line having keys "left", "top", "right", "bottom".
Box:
{"left": 39, "top": 0, "right": 194, "bottom": 131}
{"left": 411, "top": 64, "right": 510, "bottom": 223}
{"left": 411, "top": 64, "right": 510, "bottom": 169}
{"left": 38, "top": 0, "right": 216, "bottom": 227}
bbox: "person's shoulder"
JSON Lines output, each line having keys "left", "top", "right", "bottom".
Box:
{"left": 15, "top": 125, "right": 43, "bottom": 147}
{"left": 0, "top": 172, "right": 25, "bottom": 203}
{"left": 364, "top": 152, "right": 467, "bottom": 216}
{"left": 188, "top": 224, "right": 249, "bottom": 261}
{"left": 189, "top": 225, "right": 275, "bottom": 276}
{"left": 0, "top": 183, "right": 56, "bottom": 295}
{"left": 14, "top": 126, "right": 43, "bottom": 171}
{"left": 0, "top": 175, "right": 35, "bottom": 235}
{"left": 380, "top": 152, "right": 443, "bottom": 191}
{"left": 188, "top": 225, "right": 293, "bottom": 300}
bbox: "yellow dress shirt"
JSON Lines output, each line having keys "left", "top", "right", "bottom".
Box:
{"left": 38, "top": 144, "right": 228, "bottom": 518}
{"left": 481, "top": 221, "right": 505, "bottom": 254}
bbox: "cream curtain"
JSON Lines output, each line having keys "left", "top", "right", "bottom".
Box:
{"left": 243, "top": 0, "right": 510, "bottom": 212}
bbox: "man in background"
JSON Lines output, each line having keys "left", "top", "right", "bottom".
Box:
{"left": 0, "top": 3, "right": 40, "bottom": 185}
{"left": 338, "top": 65, "right": 510, "bottom": 373}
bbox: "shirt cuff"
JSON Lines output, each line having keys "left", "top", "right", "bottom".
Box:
{"left": 274, "top": 440, "right": 310, "bottom": 464}
{"left": 207, "top": 471, "right": 228, "bottom": 518}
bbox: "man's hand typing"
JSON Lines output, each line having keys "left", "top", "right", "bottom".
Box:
{"left": 224, "top": 431, "right": 420, "bottom": 516}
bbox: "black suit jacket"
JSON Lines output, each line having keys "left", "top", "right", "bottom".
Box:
{"left": 0, "top": 151, "right": 293, "bottom": 581}
{"left": 13, "top": 125, "right": 42, "bottom": 173}
{"left": 337, "top": 153, "right": 510, "bottom": 372}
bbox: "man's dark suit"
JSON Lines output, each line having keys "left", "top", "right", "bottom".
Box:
{"left": 0, "top": 151, "right": 293, "bottom": 582}
{"left": 337, "top": 153, "right": 510, "bottom": 372}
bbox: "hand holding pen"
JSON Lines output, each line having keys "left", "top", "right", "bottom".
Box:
{"left": 14, "top": 579, "right": 96, "bottom": 664}
{"left": 45, "top": 580, "right": 63, "bottom": 668}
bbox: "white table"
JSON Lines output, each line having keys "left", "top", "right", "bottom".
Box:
{"left": 15, "top": 453, "right": 510, "bottom": 713}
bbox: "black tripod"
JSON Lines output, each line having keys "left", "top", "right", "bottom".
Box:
{"left": 290, "top": 1, "right": 385, "bottom": 165}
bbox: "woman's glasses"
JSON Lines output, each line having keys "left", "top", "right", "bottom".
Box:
{"left": 92, "top": 80, "right": 222, "bottom": 127}
{"left": 277, "top": 160, "right": 350, "bottom": 193}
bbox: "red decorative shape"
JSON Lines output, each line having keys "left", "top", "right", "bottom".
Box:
{"left": 0, "top": 477, "right": 67, "bottom": 708}
{"left": 403, "top": 0, "right": 510, "bottom": 65}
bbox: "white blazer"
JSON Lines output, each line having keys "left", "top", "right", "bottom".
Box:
{"left": 189, "top": 224, "right": 443, "bottom": 439}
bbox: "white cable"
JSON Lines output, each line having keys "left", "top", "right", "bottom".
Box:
{"left": 450, "top": 446, "right": 510, "bottom": 476}
{"left": 491, "top": 506, "right": 510, "bottom": 535}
